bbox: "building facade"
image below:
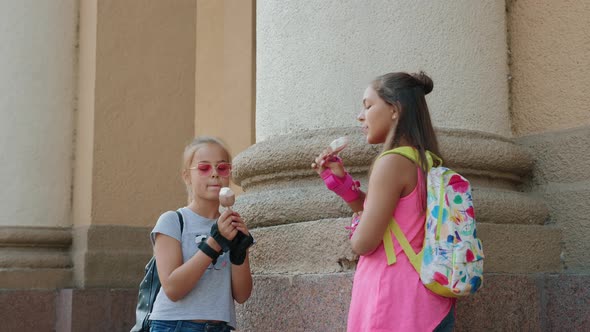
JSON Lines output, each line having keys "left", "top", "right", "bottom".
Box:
{"left": 0, "top": 1, "right": 588, "bottom": 331}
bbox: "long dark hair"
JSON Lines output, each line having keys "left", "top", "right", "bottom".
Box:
{"left": 371, "top": 71, "right": 440, "bottom": 209}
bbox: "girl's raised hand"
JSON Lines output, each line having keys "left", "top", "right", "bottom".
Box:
{"left": 312, "top": 137, "right": 348, "bottom": 177}
{"left": 312, "top": 148, "right": 346, "bottom": 177}
{"left": 217, "top": 209, "right": 239, "bottom": 241}
{"left": 230, "top": 212, "right": 250, "bottom": 236}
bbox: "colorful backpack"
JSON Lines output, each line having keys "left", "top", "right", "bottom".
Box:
{"left": 380, "top": 147, "right": 484, "bottom": 297}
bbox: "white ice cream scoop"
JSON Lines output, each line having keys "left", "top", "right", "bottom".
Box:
{"left": 329, "top": 136, "right": 348, "bottom": 154}
{"left": 219, "top": 187, "right": 235, "bottom": 208}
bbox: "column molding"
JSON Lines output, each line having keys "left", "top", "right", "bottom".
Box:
{"left": 0, "top": 226, "right": 72, "bottom": 289}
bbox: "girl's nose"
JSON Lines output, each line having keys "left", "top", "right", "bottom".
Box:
{"left": 357, "top": 109, "right": 365, "bottom": 122}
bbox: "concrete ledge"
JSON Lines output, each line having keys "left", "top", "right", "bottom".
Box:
{"left": 0, "top": 226, "right": 72, "bottom": 289}
{"left": 519, "top": 126, "right": 590, "bottom": 273}
{"left": 0, "top": 226, "right": 71, "bottom": 247}
{"left": 250, "top": 220, "right": 561, "bottom": 274}
{"left": 0, "top": 268, "right": 72, "bottom": 289}
{"left": 0, "top": 248, "right": 71, "bottom": 268}
{"left": 249, "top": 218, "right": 354, "bottom": 274}
{"left": 477, "top": 223, "right": 561, "bottom": 273}
{"left": 72, "top": 225, "right": 152, "bottom": 288}
{"left": 518, "top": 126, "right": 590, "bottom": 186}
{"left": 473, "top": 188, "right": 548, "bottom": 225}
{"left": 539, "top": 183, "right": 590, "bottom": 272}
{"left": 232, "top": 127, "right": 547, "bottom": 228}
{"left": 234, "top": 127, "right": 533, "bottom": 189}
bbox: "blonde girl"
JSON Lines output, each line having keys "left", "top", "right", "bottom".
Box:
{"left": 149, "top": 136, "right": 253, "bottom": 332}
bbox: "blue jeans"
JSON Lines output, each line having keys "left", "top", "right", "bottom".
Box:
{"left": 433, "top": 306, "right": 455, "bottom": 332}
{"left": 150, "top": 320, "right": 233, "bottom": 332}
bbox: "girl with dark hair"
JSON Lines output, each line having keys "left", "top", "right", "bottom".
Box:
{"left": 314, "top": 72, "right": 455, "bottom": 331}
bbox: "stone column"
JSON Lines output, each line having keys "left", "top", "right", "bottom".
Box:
{"left": 0, "top": 0, "right": 77, "bottom": 289}
{"left": 234, "top": 1, "right": 561, "bottom": 331}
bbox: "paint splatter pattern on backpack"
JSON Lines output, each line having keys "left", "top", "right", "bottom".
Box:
{"left": 379, "top": 147, "right": 484, "bottom": 298}
{"left": 421, "top": 166, "right": 484, "bottom": 296}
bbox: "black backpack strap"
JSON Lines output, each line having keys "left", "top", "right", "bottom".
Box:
{"left": 175, "top": 210, "right": 184, "bottom": 234}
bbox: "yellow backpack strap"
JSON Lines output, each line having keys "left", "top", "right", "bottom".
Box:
{"left": 378, "top": 146, "right": 441, "bottom": 170}
{"left": 378, "top": 147, "right": 440, "bottom": 271}
{"left": 383, "top": 222, "right": 397, "bottom": 265}
{"left": 383, "top": 218, "right": 423, "bottom": 272}
{"left": 379, "top": 146, "right": 418, "bottom": 163}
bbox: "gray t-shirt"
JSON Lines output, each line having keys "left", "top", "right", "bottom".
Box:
{"left": 148, "top": 207, "right": 236, "bottom": 328}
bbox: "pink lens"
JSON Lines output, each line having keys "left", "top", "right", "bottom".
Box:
{"left": 216, "top": 163, "right": 231, "bottom": 177}
{"left": 193, "top": 163, "right": 231, "bottom": 177}
{"left": 196, "top": 164, "right": 213, "bottom": 176}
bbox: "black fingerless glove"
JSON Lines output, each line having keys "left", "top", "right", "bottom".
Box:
{"left": 210, "top": 223, "right": 232, "bottom": 252}
{"left": 229, "top": 231, "right": 255, "bottom": 265}
{"left": 198, "top": 241, "right": 221, "bottom": 265}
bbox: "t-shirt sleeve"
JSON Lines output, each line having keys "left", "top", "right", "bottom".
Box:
{"left": 150, "top": 210, "right": 182, "bottom": 246}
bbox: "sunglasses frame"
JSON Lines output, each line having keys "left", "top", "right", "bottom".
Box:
{"left": 188, "top": 162, "right": 232, "bottom": 177}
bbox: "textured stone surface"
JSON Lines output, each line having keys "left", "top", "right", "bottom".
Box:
{"left": 233, "top": 128, "right": 544, "bottom": 230}
{"left": 509, "top": 1, "right": 590, "bottom": 136}
{"left": 257, "top": 1, "right": 512, "bottom": 140}
{"left": 0, "top": 226, "right": 72, "bottom": 289}
{"left": 541, "top": 186, "right": 590, "bottom": 273}
{"left": 57, "top": 289, "right": 137, "bottom": 332}
{"left": 455, "top": 274, "right": 543, "bottom": 331}
{"left": 236, "top": 273, "right": 353, "bottom": 331}
{"left": 0, "top": 1, "right": 77, "bottom": 229}
{"left": 236, "top": 273, "right": 559, "bottom": 331}
{"left": 234, "top": 128, "right": 533, "bottom": 189}
{"left": 0, "top": 290, "right": 56, "bottom": 331}
{"left": 1, "top": 274, "right": 588, "bottom": 330}
{"left": 519, "top": 127, "right": 590, "bottom": 186}
{"left": 470, "top": 188, "right": 548, "bottom": 225}
{"left": 251, "top": 221, "right": 562, "bottom": 275}
{"left": 73, "top": 224, "right": 153, "bottom": 288}
{"left": 520, "top": 127, "right": 590, "bottom": 272}
{"left": 545, "top": 274, "right": 590, "bottom": 331}
{"left": 0, "top": 268, "right": 73, "bottom": 289}
{"left": 249, "top": 218, "right": 355, "bottom": 274}
{"left": 477, "top": 223, "right": 562, "bottom": 273}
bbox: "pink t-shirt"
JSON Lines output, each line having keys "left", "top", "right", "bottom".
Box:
{"left": 347, "top": 171, "right": 454, "bottom": 332}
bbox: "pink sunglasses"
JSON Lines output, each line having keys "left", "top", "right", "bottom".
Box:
{"left": 188, "top": 162, "right": 232, "bottom": 177}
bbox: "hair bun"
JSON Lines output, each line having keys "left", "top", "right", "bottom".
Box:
{"left": 412, "top": 71, "right": 433, "bottom": 95}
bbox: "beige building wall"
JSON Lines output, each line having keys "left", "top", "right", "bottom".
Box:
{"left": 510, "top": 0, "right": 590, "bottom": 136}
{"left": 509, "top": 1, "right": 590, "bottom": 274}
{"left": 195, "top": 0, "right": 256, "bottom": 165}
{"left": 74, "top": 0, "right": 196, "bottom": 229}
{"left": 72, "top": 0, "right": 198, "bottom": 288}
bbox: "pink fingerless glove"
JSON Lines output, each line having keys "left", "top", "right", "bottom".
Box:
{"left": 320, "top": 168, "right": 361, "bottom": 202}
